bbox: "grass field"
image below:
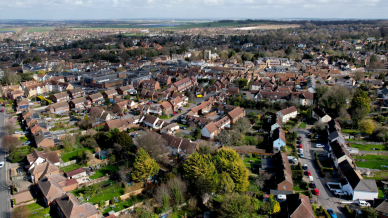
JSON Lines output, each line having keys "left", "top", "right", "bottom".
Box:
{"left": 355, "top": 155, "right": 388, "bottom": 170}
{"left": 61, "top": 163, "right": 86, "bottom": 173}
{"left": 0, "top": 28, "right": 22, "bottom": 32}
{"left": 89, "top": 165, "right": 119, "bottom": 180}
{"left": 102, "top": 195, "right": 145, "bottom": 214}
{"left": 341, "top": 129, "right": 361, "bottom": 134}
{"left": 243, "top": 157, "right": 261, "bottom": 168}
{"left": 61, "top": 148, "right": 95, "bottom": 162}
{"left": 82, "top": 183, "right": 124, "bottom": 204}
{"left": 298, "top": 122, "right": 306, "bottom": 129}
{"left": 26, "top": 27, "right": 53, "bottom": 33}
{"left": 350, "top": 143, "right": 387, "bottom": 151}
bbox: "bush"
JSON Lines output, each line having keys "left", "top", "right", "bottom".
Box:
{"left": 312, "top": 204, "right": 317, "bottom": 211}
{"left": 322, "top": 167, "right": 334, "bottom": 172}
{"left": 298, "top": 162, "right": 303, "bottom": 170}
{"left": 110, "top": 198, "right": 115, "bottom": 205}
{"left": 308, "top": 190, "right": 313, "bottom": 199}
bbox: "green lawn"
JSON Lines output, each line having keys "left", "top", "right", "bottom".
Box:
{"left": 90, "top": 165, "right": 119, "bottom": 180}
{"left": 298, "top": 122, "right": 306, "bottom": 129}
{"left": 244, "top": 136, "right": 259, "bottom": 145}
{"left": 355, "top": 155, "right": 388, "bottom": 170}
{"left": 378, "top": 188, "right": 385, "bottom": 199}
{"left": 61, "top": 148, "right": 95, "bottom": 162}
{"left": 25, "top": 203, "right": 44, "bottom": 211}
{"left": 61, "top": 163, "right": 86, "bottom": 173}
{"left": 350, "top": 144, "right": 387, "bottom": 151}
{"left": 243, "top": 157, "right": 261, "bottom": 168}
{"left": 81, "top": 183, "right": 124, "bottom": 204}
{"left": 159, "top": 115, "right": 173, "bottom": 119}
{"left": 19, "top": 136, "right": 29, "bottom": 143}
{"left": 102, "top": 195, "right": 145, "bottom": 214}
{"left": 341, "top": 129, "right": 361, "bottom": 134}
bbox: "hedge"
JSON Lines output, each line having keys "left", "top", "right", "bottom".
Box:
{"left": 322, "top": 167, "right": 334, "bottom": 172}
{"left": 307, "top": 190, "right": 313, "bottom": 199}
{"left": 324, "top": 209, "right": 331, "bottom": 218}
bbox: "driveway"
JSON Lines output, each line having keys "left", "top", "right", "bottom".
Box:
{"left": 295, "top": 128, "right": 347, "bottom": 218}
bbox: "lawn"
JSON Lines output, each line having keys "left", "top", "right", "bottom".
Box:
{"left": 61, "top": 148, "right": 95, "bottom": 162}
{"left": 178, "top": 123, "right": 189, "bottom": 127}
{"left": 341, "top": 129, "right": 361, "bottom": 134}
{"left": 19, "top": 136, "right": 29, "bottom": 143}
{"left": 159, "top": 115, "right": 173, "bottom": 119}
{"left": 61, "top": 163, "right": 86, "bottom": 173}
{"left": 26, "top": 27, "right": 53, "bottom": 33}
{"left": 355, "top": 155, "right": 388, "bottom": 170}
{"left": 89, "top": 165, "right": 119, "bottom": 180}
{"left": 81, "top": 183, "right": 124, "bottom": 204}
{"left": 298, "top": 122, "right": 306, "bottom": 129}
{"left": 378, "top": 188, "right": 385, "bottom": 199}
{"left": 102, "top": 195, "right": 145, "bottom": 214}
{"left": 25, "top": 203, "right": 44, "bottom": 211}
{"left": 350, "top": 143, "right": 387, "bottom": 151}
{"left": 243, "top": 157, "right": 261, "bottom": 168}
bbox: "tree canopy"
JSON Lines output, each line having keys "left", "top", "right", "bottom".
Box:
{"left": 131, "top": 148, "right": 159, "bottom": 182}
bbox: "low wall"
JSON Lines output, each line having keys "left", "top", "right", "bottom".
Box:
{"left": 60, "top": 160, "right": 77, "bottom": 167}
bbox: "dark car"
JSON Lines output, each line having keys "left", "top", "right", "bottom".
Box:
{"left": 318, "top": 153, "right": 327, "bottom": 157}
{"left": 310, "top": 183, "right": 316, "bottom": 188}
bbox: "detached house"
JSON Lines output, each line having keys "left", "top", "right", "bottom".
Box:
{"left": 201, "top": 116, "right": 231, "bottom": 140}
{"left": 143, "top": 115, "right": 164, "bottom": 130}
{"left": 160, "top": 101, "right": 173, "bottom": 115}
{"left": 160, "top": 123, "right": 180, "bottom": 135}
{"left": 312, "top": 108, "right": 331, "bottom": 123}
{"left": 276, "top": 106, "right": 297, "bottom": 123}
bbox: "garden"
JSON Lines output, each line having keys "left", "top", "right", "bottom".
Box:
{"left": 89, "top": 165, "right": 119, "bottom": 180}
{"left": 61, "top": 147, "right": 95, "bottom": 162}
{"left": 349, "top": 143, "right": 387, "bottom": 151}
{"left": 355, "top": 155, "right": 388, "bottom": 170}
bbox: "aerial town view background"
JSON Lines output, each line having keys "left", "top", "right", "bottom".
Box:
{"left": 1, "top": 8, "right": 388, "bottom": 218}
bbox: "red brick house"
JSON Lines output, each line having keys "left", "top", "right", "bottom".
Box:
{"left": 52, "top": 92, "right": 69, "bottom": 103}
{"left": 226, "top": 107, "right": 245, "bottom": 124}
{"left": 141, "top": 80, "right": 160, "bottom": 90}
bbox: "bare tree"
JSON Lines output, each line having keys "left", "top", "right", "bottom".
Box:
{"left": 4, "top": 119, "right": 18, "bottom": 135}
{"left": 60, "top": 134, "right": 76, "bottom": 151}
{"left": 167, "top": 177, "right": 187, "bottom": 205}
{"left": 2, "top": 69, "right": 21, "bottom": 85}
{"left": 353, "top": 70, "right": 365, "bottom": 82}
{"left": 136, "top": 131, "right": 168, "bottom": 161}
{"left": 154, "top": 184, "right": 170, "bottom": 205}
{"left": 313, "top": 121, "right": 326, "bottom": 132}
{"left": 2, "top": 135, "right": 20, "bottom": 153}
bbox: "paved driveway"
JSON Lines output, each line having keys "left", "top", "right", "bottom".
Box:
{"left": 295, "top": 128, "right": 347, "bottom": 218}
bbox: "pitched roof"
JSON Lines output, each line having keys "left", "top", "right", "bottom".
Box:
{"left": 70, "top": 97, "right": 86, "bottom": 105}
{"left": 287, "top": 194, "right": 315, "bottom": 218}
{"left": 38, "top": 176, "right": 65, "bottom": 203}
{"left": 227, "top": 107, "right": 245, "bottom": 120}
{"left": 143, "top": 115, "right": 158, "bottom": 124}
{"left": 66, "top": 167, "right": 86, "bottom": 177}
{"left": 30, "top": 162, "right": 59, "bottom": 180}
{"left": 279, "top": 106, "right": 297, "bottom": 116}
{"left": 27, "top": 150, "right": 60, "bottom": 165}
{"left": 374, "top": 199, "right": 388, "bottom": 214}
{"left": 49, "top": 101, "right": 69, "bottom": 109}
{"left": 313, "top": 108, "right": 327, "bottom": 118}
{"left": 53, "top": 92, "right": 69, "bottom": 99}
{"left": 88, "top": 92, "right": 103, "bottom": 100}
{"left": 204, "top": 122, "right": 218, "bottom": 134}
{"left": 55, "top": 193, "right": 97, "bottom": 218}
{"left": 160, "top": 101, "right": 172, "bottom": 109}
{"left": 105, "top": 117, "right": 134, "bottom": 130}
{"left": 273, "top": 128, "right": 286, "bottom": 142}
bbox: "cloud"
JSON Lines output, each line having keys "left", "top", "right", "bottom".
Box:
{"left": 0, "top": 0, "right": 387, "bottom": 19}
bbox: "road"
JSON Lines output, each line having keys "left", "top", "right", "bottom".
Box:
{"left": 0, "top": 110, "right": 10, "bottom": 217}
{"left": 296, "top": 128, "right": 347, "bottom": 218}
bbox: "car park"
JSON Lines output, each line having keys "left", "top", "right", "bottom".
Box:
{"left": 327, "top": 209, "right": 337, "bottom": 218}
{"left": 302, "top": 164, "right": 308, "bottom": 170}
{"left": 313, "top": 189, "right": 320, "bottom": 196}
{"left": 316, "top": 144, "right": 325, "bottom": 148}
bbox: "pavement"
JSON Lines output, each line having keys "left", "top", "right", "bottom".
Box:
{"left": 0, "top": 109, "right": 10, "bottom": 217}
{"left": 295, "top": 128, "right": 347, "bottom": 218}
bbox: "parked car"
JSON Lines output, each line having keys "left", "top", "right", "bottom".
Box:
{"left": 358, "top": 200, "right": 371, "bottom": 207}
{"left": 14, "top": 131, "right": 22, "bottom": 134}
{"left": 299, "top": 144, "right": 303, "bottom": 148}
{"left": 318, "top": 153, "right": 327, "bottom": 157}
{"left": 299, "top": 148, "right": 303, "bottom": 153}
{"left": 310, "top": 183, "right": 316, "bottom": 188}
{"left": 147, "top": 102, "right": 151, "bottom": 105}
{"left": 327, "top": 209, "right": 337, "bottom": 218}
{"left": 22, "top": 141, "right": 31, "bottom": 145}
{"left": 180, "top": 126, "right": 186, "bottom": 130}
{"left": 23, "top": 131, "right": 29, "bottom": 135}
{"left": 316, "top": 144, "right": 325, "bottom": 148}
{"left": 303, "top": 164, "right": 308, "bottom": 170}
{"left": 298, "top": 136, "right": 302, "bottom": 140}
{"left": 334, "top": 190, "right": 347, "bottom": 196}
{"left": 306, "top": 171, "right": 312, "bottom": 176}
{"left": 315, "top": 134, "right": 320, "bottom": 139}
{"left": 0, "top": 109, "right": 4, "bottom": 112}
{"left": 299, "top": 153, "right": 304, "bottom": 158}
{"left": 313, "top": 189, "right": 320, "bottom": 196}
{"left": 0, "top": 161, "right": 4, "bottom": 169}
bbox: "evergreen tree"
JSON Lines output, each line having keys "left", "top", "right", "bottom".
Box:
{"left": 131, "top": 148, "right": 159, "bottom": 182}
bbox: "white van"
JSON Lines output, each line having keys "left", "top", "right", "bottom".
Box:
{"left": 358, "top": 200, "right": 371, "bottom": 207}
{"left": 277, "top": 195, "right": 286, "bottom": 202}
{"left": 309, "top": 176, "right": 313, "bottom": 182}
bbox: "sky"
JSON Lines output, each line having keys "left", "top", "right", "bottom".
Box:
{"left": 0, "top": 0, "right": 387, "bottom": 20}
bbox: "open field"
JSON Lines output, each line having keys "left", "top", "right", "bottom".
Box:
{"left": 355, "top": 155, "right": 388, "bottom": 170}
{"left": 234, "top": 24, "right": 301, "bottom": 30}
{"left": 0, "top": 28, "right": 22, "bottom": 32}
{"left": 350, "top": 143, "right": 387, "bottom": 151}
{"left": 26, "top": 27, "right": 53, "bottom": 33}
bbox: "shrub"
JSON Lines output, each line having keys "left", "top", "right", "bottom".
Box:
{"left": 308, "top": 190, "right": 313, "bottom": 199}
{"left": 324, "top": 209, "right": 331, "bottom": 218}
{"left": 323, "top": 167, "right": 334, "bottom": 172}
{"left": 298, "top": 162, "right": 303, "bottom": 170}
{"left": 110, "top": 198, "right": 115, "bottom": 205}
{"left": 312, "top": 204, "right": 317, "bottom": 211}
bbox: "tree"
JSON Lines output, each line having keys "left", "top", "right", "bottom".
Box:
{"left": 167, "top": 177, "right": 187, "bottom": 205}
{"left": 131, "top": 148, "right": 159, "bottom": 182}
{"left": 78, "top": 150, "right": 93, "bottom": 165}
{"left": 234, "top": 117, "right": 251, "bottom": 132}
{"left": 351, "top": 89, "right": 370, "bottom": 115}
{"left": 353, "top": 70, "right": 365, "bottom": 82}
{"left": 154, "top": 184, "right": 170, "bottom": 211}
{"left": 218, "top": 172, "right": 235, "bottom": 194}
{"left": 2, "top": 135, "right": 20, "bottom": 153}
{"left": 218, "top": 192, "right": 253, "bottom": 218}
{"left": 136, "top": 131, "right": 168, "bottom": 162}
{"left": 313, "top": 121, "right": 326, "bottom": 132}
{"left": 60, "top": 134, "right": 76, "bottom": 151}
{"left": 320, "top": 85, "right": 351, "bottom": 115}
{"left": 237, "top": 79, "right": 248, "bottom": 88}
{"left": 84, "top": 114, "right": 89, "bottom": 121}
{"left": 270, "top": 200, "right": 281, "bottom": 214}
{"left": 4, "top": 119, "right": 18, "bottom": 135}
{"left": 359, "top": 119, "right": 375, "bottom": 135}
{"left": 104, "top": 98, "right": 111, "bottom": 106}
{"left": 247, "top": 112, "right": 259, "bottom": 123}
{"left": 36, "top": 70, "right": 45, "bottom": 75}
{"left": 351, "top": 107, "right": 369, "bottom": 127}
{"left": 362, "top": 207, "right": 378, "bottom": 218}
{"left": 85, "top": 183, "right": 99, "bottom": 197}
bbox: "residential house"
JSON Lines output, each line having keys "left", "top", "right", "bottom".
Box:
{"left": 286, "top": 194, "right": 315, "bottom": 218}
{"left": 87, "top": 107, "right": 111, "bottom": 122}
{"left": 69, "top": 97, "right": 86, "bottom": 109}
{"left": 33, "top": 129, "right": 55, "bottom": 148}
{"left": 329, "top": 140, "right": 354, "bottom": 168}
{"left": 270, "top": 114, "right": 283, "bottom": 132}
{"left": 104, "top": 117, "right": 137, "bottom": 131}
{"left": 170, "top": 96, "right": 184, "bottom": 112}
{"left": 272, "top": 128, "right": 286, "bottom": 150}
{"left": 27, "top": 150, "right": 60, "bottom": 170}
{"left": 249, "top": 81, "right": 261, "bottom": 91}
{"left": 102, "top": 89, "right": 118, "bottom": 99}
{"left": 160, "top": 101, "right": 173, "bottom": 115}
{"left": 86, "top": 93, "right": 104, "bottom": 105}
{"left": 161, "top": 133, "right": 197, "bottom": 156}
{"left": 170, "top": 77, "right": 197, "bottom": 92}
{"left": 52, "top": 92, "right": 69, "bottom": 103}
{"left": 38, "top": 175, "right": 78, "bottom": 206}
{"left": 365, "top": 78, "right": 383, "bottom": 89}
{"left": 160, "top": 123, "right": 180, "bottom": 135}
{"left": 329, "top": 130, "right": 346, "bottom": 145}
{"left": 116, "top": 85, "right": 136, "bottom": 95}
{"left": 16, "top": 97, "right": 29, "bottom": 112}
{"left": 312, "top": 108, "right": 332, "bottom": 123}
{"left": 227, "top": 87, "right": 239, "bottom": 95}
{"left": 190, "top": 101, "right": 212, "bottom": 115}
{"left": 29, "top": 161, "right": 60, "bottom": 183}
{"left": 55, "top": 193, "right": 98, "bottom": 218}
{"left": 181, "top": 115, "right": 213, "bottom": 128}
{"left": 276, "top": 106, "right": 298, "bottom": 123}
{"left": 46, "top": 101, "right": 69, "bottom": 114}
{"left": 201, "top": 116, "right": 230, "bottom": 139}
{"left": 143, "top": 115, "right": 164, "bottom": 130}
{"left": 373, "top": 199, "right": 388, "bottom": 218}
{"left": 7, "top": 89, "right": 24, "bottom": 100}
{"left": 157, "top": 75, "right": 172, "bottom": 85}
{"left": 273, "top": 151, "right": 293, "bottom": 191}
{"left": 217, "top": 105, "right": 237, "bottom": 114}
{"left": 141, "top": 80, "right": 160, "bottom": 90}
{"left": 226, "top": 107, "right": 246, "bottom": 125}
{"left": 112, "top": 100, "right": 128, "bottom": 113}
{"left": 341, "top": 167, "right": 378, "bottom": 200}
{"left": 24, "top": 83, "right": 46, "bottom": 97}
{"left": 67, "top": 87, "right": 83, "bottom": 99}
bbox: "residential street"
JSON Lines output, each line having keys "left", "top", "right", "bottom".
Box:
{"left": 0, "top": 110, "right": 10, "bottom": 218}
{"left": 295, "top": 128, "right": 347, "bottom": 218}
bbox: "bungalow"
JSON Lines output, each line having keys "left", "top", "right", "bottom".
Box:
{"left": 341, "top": 166, "right": 378, "bottom": 200}
{"left": 312, "top": 108, "right": 332, "bottom": 123}
{"left": 52, "top": 92, "right": 69, "bottom": 103}
{"left": 276, "top": 106, "right": 298, "bottom": 123}
{"left": 365, "top": 78, "right": 383, "bottom": 89}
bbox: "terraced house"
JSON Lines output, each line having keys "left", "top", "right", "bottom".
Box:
{"left": 52, "top": 92, "right": 69, "bottom": 103}
{"left": 46, "top": 101, "right": 69, "bottom": 114}
{"left": 67, "top": 87, "right": 84, "bottom": 99}
{"left": 141, "top": 80, "right": 160, "bottom": 90}
{"left": 170, "top": 77, "right": 197, "bottom": 92}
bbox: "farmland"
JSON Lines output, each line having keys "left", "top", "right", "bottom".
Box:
{"left": 26, "top": 27, "right": 53, "bottom": 33}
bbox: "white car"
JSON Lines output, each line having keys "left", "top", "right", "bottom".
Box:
{"left": 316, "top": 144, "right": 325, "bottom": 148}
{"left": 358, "top": 200, "right": 371, "bottom": 207}
{"left": 299, "top": 148, "right": 303, "bottom": 154}
{"left": 334, "top": 190, "right": 347, "bottom": 196}
{"left": 0, "top": 161, "right": 4, "bottom": 169}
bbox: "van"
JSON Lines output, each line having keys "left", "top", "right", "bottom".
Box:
{"left": 277, "top": 195, "right": 286, "bottom": 202}
{"left": 358, "top": 200, "right": 371, "bottom": 207}
{"left": 309, "top": 176, "right": 314, "bottom": 182}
